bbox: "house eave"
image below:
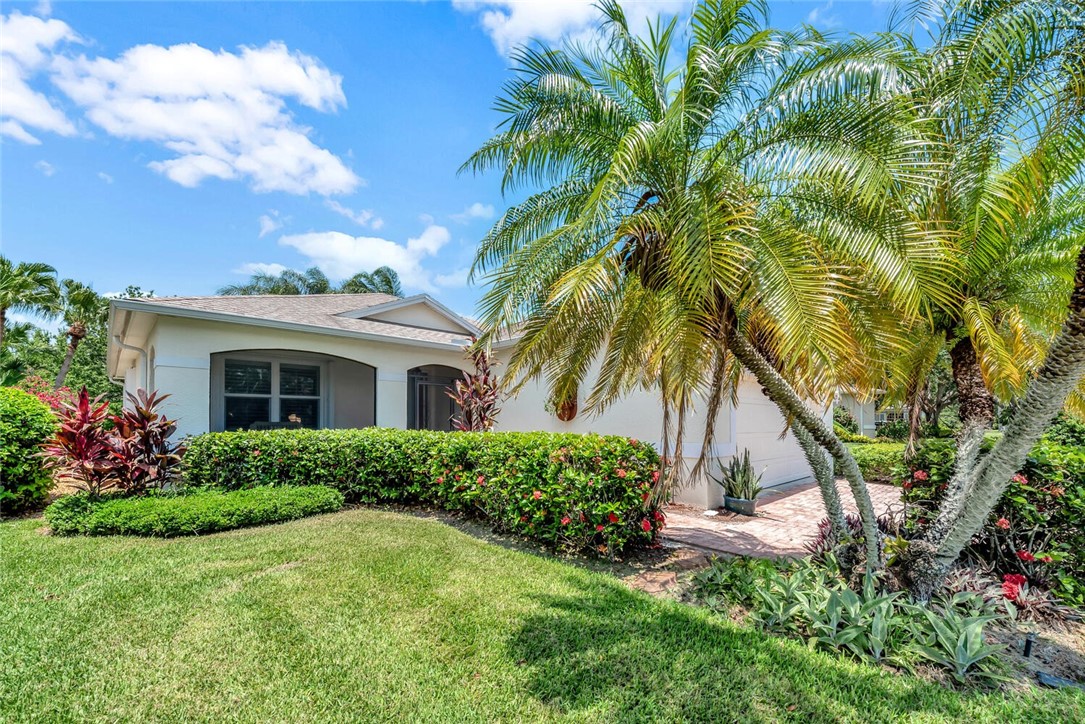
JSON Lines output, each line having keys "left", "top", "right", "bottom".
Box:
{"left": 109, "top": 298, "right": 470, "bottom": 352}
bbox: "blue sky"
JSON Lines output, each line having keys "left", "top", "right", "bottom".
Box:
{"left": 1, "top": 0, "right": 892, "bottom": 317}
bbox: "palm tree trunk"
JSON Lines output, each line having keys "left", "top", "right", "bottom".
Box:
{"left": 0, "top": 307, "right": 6, "bottom": 350}
{"left": 726, "top": 333, "right": 883, "bottom": 573}
{"left": 907, "top": 245, "right": 1085, "bottom": 598}
{"left": 792, "top": 422, "right": 847, "bottom": 537}
{"left": 54, "top": 337, "right": 80, "bottom": 389}
{"left": 948, "top": 336, "right": 995, "bottom": 429}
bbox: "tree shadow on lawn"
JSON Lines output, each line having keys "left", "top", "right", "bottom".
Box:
{"left": 504, "top": 576, "right": 1072, "bottom": 723}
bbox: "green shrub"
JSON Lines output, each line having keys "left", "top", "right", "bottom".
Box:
{"left": 833, "top": 406, "right": 859, "bottom": 434}
{"left": 45, "top": 485, "right": 344, "bottom": 537}
{"left": 183, "top": 428, "right": 663, "bottom": 553}
{"left": 0, "top": 387, "right": 56, "bottom": 514}
{"left": 875, "top": 419, "right": 909, "bottom": 441}
{"left": 842, "top": 442, "right": 906, "bottom": 484}
{"left": 834, "top": 423, "right": 870, "bottom": 443}
{"left": 1045, "top": 414, "right": 1085, "bottom": 447}
{"left": 899, "top": 436, "right": 1085, "bottom": 607}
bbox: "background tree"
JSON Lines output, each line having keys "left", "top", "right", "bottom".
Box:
{"left": 54, "top": 280, "right": 107, "bottom": 389}
{"left": 0, "top": 257, "right": 59, "bottom": 348}
{"left": 219, "top": 266, "right": 403, "bottom": 296}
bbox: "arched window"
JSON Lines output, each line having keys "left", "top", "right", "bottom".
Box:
{"left": 407, "top": 364, "right": 462, "bottom": 431}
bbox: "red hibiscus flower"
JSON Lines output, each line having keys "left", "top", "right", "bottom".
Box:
{"left": 1040, "top": 555, "right": 1054, "bottom": 563}
{"left": 902, "top": 481, "right": 913, "bottom": 490}
{"left": 652, "top": 470, "right": 660, "bottom": 483}
{"left": 995, "top": 517, "right": 1010, "bottom": 530}
{"left": 253, "top": 450, "right": 261, "bottom": 457}
{"left": 1012, "top": 473, "right": 1028, "bottom": 485}
{"left": 617, "top": 469, "right": 628, "bottom": 478}
{"left": 653, "top": 510, "right": 666, "bottom": 523}
{"left": 561, "top": 516, "right": 571, "bottom": 525}
{"left": 596, "top": 524, "right": 605, "bottom": 532}
{"left": 477, "top": 475, "right": 486, "bottom": 486}
{"left": 1003, "top": 574, "right": 1027, "bottom": 586}
{"left": 436, "top": 476, "right": 444, "bottom": 484}
{"left": 608, "top": 513, "right": 619, "bottom": 524}
{"left": 1016, "top": 550, "right": 1036, "bottom": 562}
{"left": 913, "top": 469, "right": 929, "bottom": 481}
{"left": 533, "top": 490, "right": 543, "bottom": 500}
{"left": 641, "top": 518, "right": 652, "bottom": 532}
{"left": 1002, "top": 581, "right": 1021, "bottom": 602}
{"left": 642, "top": 492, "right": 651, "bottom": 503}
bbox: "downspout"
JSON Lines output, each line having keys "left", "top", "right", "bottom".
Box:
{"left": 112, "top": 335, "right": 148, "bottom": 392}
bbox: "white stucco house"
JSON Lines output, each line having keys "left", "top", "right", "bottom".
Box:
{"left": 107, "top": 293, "right": 820, "bottom": 508}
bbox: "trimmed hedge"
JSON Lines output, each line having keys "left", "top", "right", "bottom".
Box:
{"left": 843, "top": 442, "right": 906, "bottom": 484}
{"left": 184, "top": 428, "right": 663, "bottom": 552}
{"left": 0, "top": 387, "right": 56, "bottom": 514}
{"left": 45, "top": 485, "right": 344, "bottom": 537}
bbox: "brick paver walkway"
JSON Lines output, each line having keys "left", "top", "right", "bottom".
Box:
{"left": 663, "top": 480, "right": 902, "bottom": 558}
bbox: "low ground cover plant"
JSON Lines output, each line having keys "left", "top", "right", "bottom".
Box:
{"left": 184, "top": 428, "right": 663, "bottom": 554}
{"left": 692, "top": 557, "right": 1012, "bottom": 685}
{"left": 45, "top": 485, "right": 343, "bottom": 537}
{"left": 0, "top": 387, "right": 57, "bottom": 513}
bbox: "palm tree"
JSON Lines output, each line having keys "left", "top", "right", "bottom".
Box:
{"left": 0, "top": 256, "right": 59, "bottom": 349}
{"left": 463, "top": 0, "right": 943, "bottom": 569}
{"left": 340, "top": 266, "right": 404, "bottom": 296}
{"left": 54, "top": 280, "right": 106, "bottom": 389}
{"left": 883, "top": 0, "right": 1084, "bottom": 450}
{"left": 219, "top": 265, "right": 403, "bottom": 296}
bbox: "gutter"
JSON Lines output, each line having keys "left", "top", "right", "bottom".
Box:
{"left": 110, "top": 298, "right": 467, "bottom": 352}
{"left": 110, "top": 308, "right": 148, "bottom": 388}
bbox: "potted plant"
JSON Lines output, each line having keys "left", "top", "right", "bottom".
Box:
{"left": 711, "top": 449, "right": 763, "bottom": 516}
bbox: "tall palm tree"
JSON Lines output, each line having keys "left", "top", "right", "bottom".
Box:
{"left": 219, "top": 265, "right": 403, "bottom": 296}
{"left": 54, "top": 280, "right": 106, "bottom": 389}
{"left": 463, "top": 0, "right": 943, "bottom": 569}
{"left": 0, "top": 256, "right": 59, "bottom": 349}
{"left": 884, "top": 0, "right": 1084, "bottom": 450}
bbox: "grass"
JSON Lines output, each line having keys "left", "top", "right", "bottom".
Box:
{"left": 1, "top": 509, "right": 1081, "bottom": 722}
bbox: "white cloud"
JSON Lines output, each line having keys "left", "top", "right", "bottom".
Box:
{"left": 35, "top": 1, "right": 52, "bottom": 17}
{"left": 51, "top": 40, "right": 360, "bottom": 195}
{"left": 435, "top": 268, "right": 471, "bottom": 288}
{"left": 451, "top": 201, "right": 494, "bottom": 223}
{"left": 258, "top": 211, "right": 284, "bottom": 238}
{"left": 97, "top": 171, "right": 113, "bottom": 183}
{"left": 234, "top": 262, "right": 288, "bottom": 276}
{"left": 34, "top": 159, "right": 55, "bottom": 176}
{"left": 453, "top": 1, "right": 689, "bottom": 55}
{"left": 279, "top": 224, "right": 451, "bottom": 292}
{"left": 807, "top": 2, "right": 841, "bottom": 29}
{"left": 325, "top": 199, "right": 382, "bottom": 228}
{"left": 0, "top": 12, "right": 79, "bottom": 144}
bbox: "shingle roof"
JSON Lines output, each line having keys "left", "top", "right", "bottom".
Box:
{"left": 125, "top": 294, "right": 471, "bottom": 346}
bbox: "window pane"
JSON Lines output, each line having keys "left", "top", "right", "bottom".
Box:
{"left": 280, "top": 364, "right": 320, "bottom": 397}
{"left": 280, "top": 398, "right": 319, "bottom": 428}
{"left": 224, "top": 397, "right": 270, "bottom": 431}
{"left": 225, "top": 360, "right": 271, "bottom": 395}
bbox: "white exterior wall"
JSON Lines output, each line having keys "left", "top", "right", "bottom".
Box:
{"left": 119, "top": 313, "right": 815, "bottom": 510}
{"left": 836, "top": 393, "right": 877, "bottom": 437}
{"left": 733, "top": 378, "right": 822, "bottom": 489}
{"left": 133, "top": 316, "right": 470, "bottom": 438}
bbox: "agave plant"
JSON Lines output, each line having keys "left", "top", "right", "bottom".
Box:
{"left": 712, "top": 449, "right": 763, "bottom": 501}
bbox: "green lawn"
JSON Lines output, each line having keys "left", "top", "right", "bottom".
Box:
{"left": 1, "top": 509, "right": 1080, "bottom": 723}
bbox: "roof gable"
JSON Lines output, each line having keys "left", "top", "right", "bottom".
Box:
{"left": 338, "top": 295, "right": 479, "bottom": 336}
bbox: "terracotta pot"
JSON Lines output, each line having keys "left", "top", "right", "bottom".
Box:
{"left": 555, "top": 398, "right": 578, "bottom": 422}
